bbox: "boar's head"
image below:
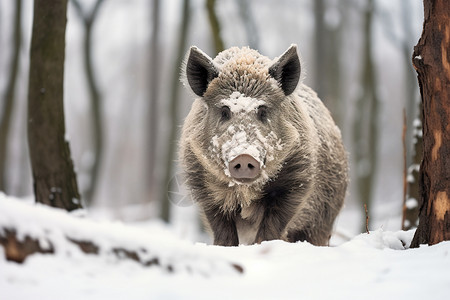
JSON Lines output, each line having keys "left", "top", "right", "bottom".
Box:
{"left": 181, "top": 45, "right": 304, "bottom": 192}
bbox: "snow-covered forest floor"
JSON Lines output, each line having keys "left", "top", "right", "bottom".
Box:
{"left": 1, "top": 193, "right": 450, "bottom": 300}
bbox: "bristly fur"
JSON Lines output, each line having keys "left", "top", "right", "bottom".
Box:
{"left": 180, "top": 45, "right": 348, "bottom": 246}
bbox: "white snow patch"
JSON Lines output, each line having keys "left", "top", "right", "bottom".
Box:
{"left": 212, "top": 135, "right": 220, "bottom": 148}
{"left": 220, "top": 92, "right": 266, "bottom": 114}
{"left": 405, "top": 198, "right": 418, "bottom": 209}
{"left": 413, "top": 118, "right": 422, "bottom": 127}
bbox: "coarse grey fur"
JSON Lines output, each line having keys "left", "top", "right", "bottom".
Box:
{"left": 179, "top": 45, "right": 348, "bottom": 246}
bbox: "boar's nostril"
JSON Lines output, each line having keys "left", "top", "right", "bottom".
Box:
{"left": 228, "top": 154, "right": 260, "bottom": 180}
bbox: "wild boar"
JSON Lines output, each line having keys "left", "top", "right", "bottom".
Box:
{"left": 179, "top": 45, "right": 348, "bottom": 246}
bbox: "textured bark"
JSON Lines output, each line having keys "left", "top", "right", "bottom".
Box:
{"left": 27, "top": 0, "right": 82, "bottom": 211}
{"left": 410, "top": 0, "right": 450, "bottom": 247}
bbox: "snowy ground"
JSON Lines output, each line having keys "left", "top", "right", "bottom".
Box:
{"left": 1, "top": 193, "right": 450, "bottom": 300}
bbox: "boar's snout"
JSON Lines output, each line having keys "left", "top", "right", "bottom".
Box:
{"left": 228, "top": 154, "right": 260, "bottom": 181}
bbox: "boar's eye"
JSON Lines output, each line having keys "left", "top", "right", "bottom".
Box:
{"left": 221, "top": 106, "right": 231, "bottom": 121}
{"left": 257, "top": 106, "right": 268, "bottom": 122}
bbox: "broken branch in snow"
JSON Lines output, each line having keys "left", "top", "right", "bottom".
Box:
{"left": 364, "top": 204, "right": 370, "bottom": 234}
{"left": 0, "top": 228, "right": 54, "bottom": 263}
{"left": 402, "top": 109, "right": 408, "bottom": 229}
{"left": 0, "top": 227, "right": 171, "bottom": 270}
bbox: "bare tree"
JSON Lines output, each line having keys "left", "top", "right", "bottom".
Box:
{"left": 313, "top": 0, "right": 327, "bottom": 101}
{"left": 206, "top": 0, "right": 224, "bottom": 55}
{"left": 352, "top": 0, "right": 380, "bottom": 230}
{"left": 160, "top": 0, "right": 192, "bottom": 221}
{"left": 147, "top": 0, "right": 161, "bottom": 205}
{"left": 0, "top": 0, "right": 22, "bottom": 192}
{"left": 401, "top": 0, "right": 422, "bottom": 230}
{"left": 235, "top": 0, "right": 259, "bottom": 49}
{"left": 313, "top": 0, "right": 344, "bottom": 127}
{"left": 27, "top": 0, "right": 81, "bottom": 211}
{"left": 71, "top": 0, "right": 105, "bottom": 204}
{"left": 410, "top": 0, "right": 450, "bottom": 247}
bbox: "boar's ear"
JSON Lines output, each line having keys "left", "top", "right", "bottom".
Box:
{"left": 184, "top": 46, "right": 219, "bottom": 97}
{"left": 268, "top": 45, "right": 301, "bottom": 96}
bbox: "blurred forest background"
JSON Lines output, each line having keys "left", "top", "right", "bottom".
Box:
{"left": 0, "top": 0, "right": 423, "bottom": 239}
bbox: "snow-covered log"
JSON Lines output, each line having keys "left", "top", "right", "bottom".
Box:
{"left": 3, "top": 193, "right": 450, "bottom": 299}
{"left": 0, "top": 194, "right": 243, "bottom": 275}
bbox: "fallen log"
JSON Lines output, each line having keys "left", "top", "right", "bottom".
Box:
{"left": 0, "top": 194, "right": 243, "bottom": 275}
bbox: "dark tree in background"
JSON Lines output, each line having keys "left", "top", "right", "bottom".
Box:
{"left": 352, "top": 0, "right": 380, "bottom": 229}
{"left": 410, "top": 0, "right": 450, "bottom": 247}
{"left": 0, "top": 0, "right": 22, "bottom": 192}
{"left": 27, "top": 0, "right": 81, "bottom": 211}
{"left": 235, "top": 0, "right": 259, "bottom": 49}
{"left": 313, "top": 0, "right": 343, "bottom": 124}
{"left": 72, "top": 0, "right": 105, "bottom": 204}
{"left": 147, "top": 0, "right": 161, "bottom": 205}
{"left": 206, "top": 0, "right": 225, "bottom": 55}
{"left": 160, "top": 0, "right": 191, "bottom": 221}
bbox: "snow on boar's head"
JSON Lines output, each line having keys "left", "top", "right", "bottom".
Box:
{"left": 180, "top": 45, "right": 306, "bottom": 205}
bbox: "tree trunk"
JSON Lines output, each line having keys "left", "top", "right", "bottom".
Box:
{"left": 352, "top": 0, "right": 380, "bottom": 231}
{"left": 147, "top": 0, "right": 161, "bottom": 205}
{"left": 313, "top": 0, "right": 344, "bottom": 129}
{"left": 236, "top": 0, "right": 259, "bottom": 49}
{"left": 313, "top": 0, "right": 326, "bottom": 102}
{"left": 410, "top": 0, "right": 450, "bottom": 247}
{"left": 27, "top": 0, "right": 82, "bottom": 211}
{"left": 0, "top": 0, "right": 22, "bottom": 191}
{"left": 72, "top": 0, "right": 105, "bottom": 205}
{"left": 160, "top": 0, "right": 191, "bottom": 221}
{"left": 206, "top": 0, "right": 224, "bottom": 55}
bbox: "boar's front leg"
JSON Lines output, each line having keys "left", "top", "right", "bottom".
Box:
{"left": 203, "top": 205, "right": 239, "bottom": 246}
{"left": 254, "top": 189, "right": 299, "bottom": 243}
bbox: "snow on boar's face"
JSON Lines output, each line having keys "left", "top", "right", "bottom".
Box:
{"left": 182, "top": 45, "right": 302, "bottom": 190}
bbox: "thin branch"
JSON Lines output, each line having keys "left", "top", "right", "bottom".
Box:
{"left": 401, "top": 109, "right": 408, "bottom": 230}
{"left": 364, "top": 204, "right": 370, "bottom": 234}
